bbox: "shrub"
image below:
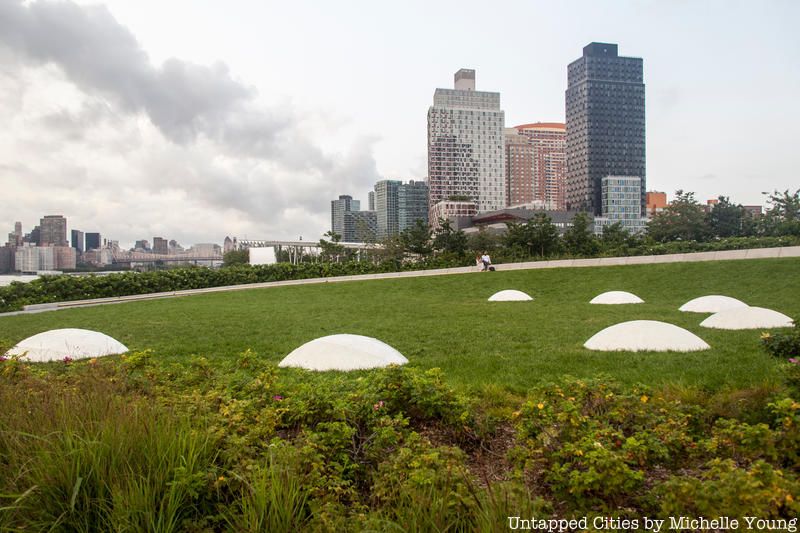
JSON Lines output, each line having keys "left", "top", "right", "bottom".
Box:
{"left": 761, "top": 327, "right": 800, "bottom": 360}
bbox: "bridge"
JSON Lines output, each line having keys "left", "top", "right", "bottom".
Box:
{"left": 112, "top": 250, "right": 223, "bottom": 264}
{"left": 235, "top": 239, "right": 381, "bottom": 264}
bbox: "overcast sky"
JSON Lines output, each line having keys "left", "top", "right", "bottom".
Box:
{"left": 2, "top": 0, "right": 798, "bottom": 247}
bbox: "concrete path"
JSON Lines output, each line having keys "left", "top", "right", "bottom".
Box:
{"left": 3, "top": 245, "right": 799, "bottom": 317}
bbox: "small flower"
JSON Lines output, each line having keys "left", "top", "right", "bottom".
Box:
{"left": 218, "top": 475, "right": 225, "bottom": 482}
{"left": 512, "top": 410, "right": 521, "bottom": 418}
{"left": 373, "top": 400, "right": 385, "bottom": 411}
{"left": 0, "top": 356, "right": 7, "bottom": 363}
{"left": 537, "top": 402, "right": 545, "bottom": 410}
{"left": 788, "top": 358, "right": 798, "bottom": 365}
{"left": 63, "top": 356, "right": 73, "bottom": 365}
{"left": 272, "top": 395, "right": 283, "bottom": 401}
{"left": 640, "top": 394, "right": 649, "bottom": 403}
{"left": 760, "top": 332, "right": 771, "bottom": 340}
{"left": 89, "top": 358, "right": 98, "bottom": 366}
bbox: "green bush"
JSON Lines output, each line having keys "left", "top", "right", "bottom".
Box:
{"left": 2, "top": 354, "right": 800, "bottom": 528}
{"left": 761, "top": 327, "right": 800, "bottom": 360}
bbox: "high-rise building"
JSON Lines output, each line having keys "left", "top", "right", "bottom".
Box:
{"left": 71, "top": 229, "right": 85, "bottom": 253}
{"left": 134, "top": 239, "right": 150, "bottom": 251}
{"left": 39, "top": 215, "right": 68, "bottom": 246}
{"left": 368, "top": 191, "right": 375, "bottom": 212}
{"left": 7, "top": 221, "right": 22, "bottom": 247}
{"left": 374, "top": 180, "right": 401, "bottom": 239}
{"left": 566, "top": 43, "right": 645, "bottom": 215}
{"left": 593, "top": 176, "right": 648, "bottom": 235}
{"left": 398, "top": 180, "right": 429, "bottom": 232}
{"left": 15, "top": 245, "right": 55, "bottom": 272}
{"left": 153, "top": 237, "right": 169, "bottom": 255}
{"left": 331, "top": 195, "right": 361, "bottom": 241}
{"left": 516, "top": 123, "right": 566, "bottom": 210}
{"left": 373, "top": 180, "right": 430, "bottom": 238}
{"left": 54, "top": 246, "right": 77, "bottom": 270}
{"left": 427, "top": 68, "right": 505, "bottom": 219}
{"left": 504, "top": 128, "right": 534, "bottom": 207}
{"left": 85, "top": 232, "right": 101, "bottom": 250}
{"left": 348, "top": 211, "right": 378, "bottom": 242}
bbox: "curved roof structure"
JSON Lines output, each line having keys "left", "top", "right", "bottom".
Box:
{"left": 590, "top": 291, "right": 644, "bottom": 304}
{"left": 584, "top": 320, "right": 710, "bottom": 352}
{"left": 679, "top": 295, "right": 748, "bottom": 313}
{"left": 488, "top": 289, "right": 533, "bottom": 302}
{"left": 700, "top": 307, "right": 794, "bottom": 330}
{"left": 6, "top": 328, "right": 129, "bottom": 362}
{"left": 513, "top": 122, "right": 566, "bottom": 131}
{"left": 278, "top": 334, "right": 408, "bottom": 371}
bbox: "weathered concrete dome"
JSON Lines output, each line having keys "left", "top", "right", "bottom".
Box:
{"left": 679, "top": 295, "right": 748, "bottom": 313}
{"left": 590, "top": 291, "right": 644, "bottom": 305}
{"left": 488, "top": 290, "right": 533, "bottom": 302}
{"left": 700, "top": 307, "right": 794, "bottom": 330}
{"left": 6, "top": 328, "right": 129, "bottom": 362}
{"left": 584, "top": 320, "right": 710, "bottom": 352}
{"left": 278, "top": 334, "right": 409, "bottom": 371}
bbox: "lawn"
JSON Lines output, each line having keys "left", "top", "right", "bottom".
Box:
{"left": 2, "top": 257, "right": 798, "bottom": 392}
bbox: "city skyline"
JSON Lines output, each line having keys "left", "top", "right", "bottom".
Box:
{"left": 1, "top": 0, "right": 798, "bottom": 246}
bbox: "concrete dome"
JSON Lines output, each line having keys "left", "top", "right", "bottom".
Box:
{"left": 488, "top": 290, "right": 533, "bottom": 302}
{"left": 679, "top": 295, "right": 748, "bottom": 313}
{"left": 590, "top": 291, "right": 644, "bottom": 304}
{"left": 6, "top": 328, "right": 129, "bottom": 362}
{"left": 278, "top": 334, "right": 408, "bottom": 371}
{"left": 584, "top": 320, "right": 710, "bottom": 352}
{"left": 700, "top": 307, "right": 794, "bottom": 330}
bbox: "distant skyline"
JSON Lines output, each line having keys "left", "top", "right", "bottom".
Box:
{"left": 1, "top": 0, "right": 798, "bottom": 247}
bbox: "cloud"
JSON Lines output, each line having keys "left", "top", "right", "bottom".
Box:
{"left": 0, "top": 0, "right": 380, "bottom": 244}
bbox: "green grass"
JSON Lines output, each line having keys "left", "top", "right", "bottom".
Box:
{"left": 1, "top": 258, "right": 798, "bottom": 392}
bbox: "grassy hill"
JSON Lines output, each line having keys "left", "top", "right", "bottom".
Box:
{"left": 2, "top": 257, "right": 798, "bottom": 391}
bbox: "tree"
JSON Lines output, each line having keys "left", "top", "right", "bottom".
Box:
{"left": 374, "top": 234, "right": 406, "bottom": 266}
{"left": 502, "top": 213, "right": 560, "bottom": 258}
{"left": 647, "top": 190, "right": 710, "bottom": 242}
{"left": 467, "top": 227, "right": 500, "bottom": 255}
{"left": 222, "top": 249, "right": 249, "bottom": 267}
{"left": 599, "top": 222, "right": 628, "bottom": 252}
{"left": 528, "top": 213, "right": 561, "bottom": 258}
{"left": 562, "top": 212, "right": 599, "bottom": 257}
{"left": 706, "top": 196, "right": 752, "bottom": 238}
{"left": 432, "top": 218, "right": 468, "bottom": 256}
{"left": 759, "top": 189, "right": 800, "bottom": 236}
{"left": 400, "top": 220, "right": 433, "bottom": 256}
{"left": 319, "top": 231, "right": 346, "bottom": 262}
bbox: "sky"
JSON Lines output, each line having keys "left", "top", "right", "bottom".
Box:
{"left": 1, "top": 0, "right": 798, "bottom": 247}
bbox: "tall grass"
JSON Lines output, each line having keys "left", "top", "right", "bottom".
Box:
{"left": 223, "top": 452, "right": 311, "bottom": 532}
{"left": 0, "top": 376, "right": 215, "bottom": 531}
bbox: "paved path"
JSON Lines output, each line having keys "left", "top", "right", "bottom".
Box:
{"left": 3, "top": 246, "right": 799, "bottom": 317}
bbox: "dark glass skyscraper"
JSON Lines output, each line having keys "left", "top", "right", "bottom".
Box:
{"left": 565, "top": 42, "right": 645, "bottom": 215}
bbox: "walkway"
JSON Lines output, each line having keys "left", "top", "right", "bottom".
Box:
{"left": 5, "top": 246, "right": 799, "bottom": 316}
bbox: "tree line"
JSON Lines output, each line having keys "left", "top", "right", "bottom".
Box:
{"left": 224, "top": 188, "right": 800, "bottom": 267}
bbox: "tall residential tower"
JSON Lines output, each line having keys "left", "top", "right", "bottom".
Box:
{"left": 427, "top": 69, "right": 505, "bottom": 221}
{"left": 565, "top": 43, "right": 645, "bottom": 215}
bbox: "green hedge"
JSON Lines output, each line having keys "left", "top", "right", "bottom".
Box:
{"left": 1, "top": 235, "right": 798, "bottom": 313}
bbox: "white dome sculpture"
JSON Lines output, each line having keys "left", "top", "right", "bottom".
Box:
{"left": 6, "top": 328, "right": 129, "bottom": 362}
{"left": 584, "top": 320, "right": 710, "bottom": 352}
{"left": 488, "top": 290, "right": 533, "bottom": 302}
{"left": 700, "top": 307, "right": 794, "bottom": 330}
{"left": 278, "top": 334, "right": 408, "bottom": 371}
{"left": 590, "top": 291, "right": 644, "bottom": 305}
{"left": 679, "top": 295, "right": 748, "bottom": 313}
